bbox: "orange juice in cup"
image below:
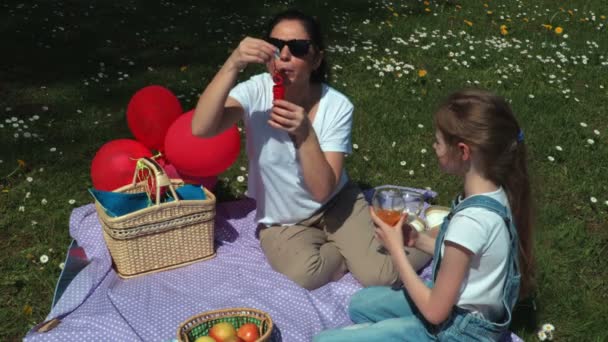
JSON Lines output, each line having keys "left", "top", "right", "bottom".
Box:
{"left": 375, "top": 209, "right": 406, "bottom": 226}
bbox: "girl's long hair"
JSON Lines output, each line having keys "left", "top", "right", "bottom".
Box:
{"left": 434, "top": 89, "right": 535, "bottom": 299}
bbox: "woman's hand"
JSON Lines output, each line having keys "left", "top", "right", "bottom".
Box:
{"left": 268, "top": 99, "right": 311, "bottom": 146}
{"left": 226, "top": 37, "right": 277, "bottom": 72}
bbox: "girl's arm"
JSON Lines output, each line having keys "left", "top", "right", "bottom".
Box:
{"left": 192, "top": 37, "right": 276, "bottom": 138}
{"left": 372, "top": 211, "right": 472, "bottom": 325}
{"left": 392, "top": 242, "right": 472, "bottom": 324}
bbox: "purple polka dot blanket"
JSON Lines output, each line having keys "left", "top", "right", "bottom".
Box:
{"left": 25, "top": 187, "right": 522, "bottom": 342}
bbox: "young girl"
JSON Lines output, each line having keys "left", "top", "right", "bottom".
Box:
{"left": 314, "top": 89, "right": 535, "bottom": 341}
{"left": 191, "top": 9, "right": 430, "bottom": 290}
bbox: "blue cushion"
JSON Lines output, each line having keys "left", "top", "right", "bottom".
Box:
{"left": 90, "top": 185, "right": 206, "bottom": 217}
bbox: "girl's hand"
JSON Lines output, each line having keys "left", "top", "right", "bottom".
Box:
{"left": 268, "top": 99, "right": 311, "bottom": 145}
{"left": 370, "top": 208, "right": 406, "bottom": 256}
{"left": 227, "top": 37, "right": 277, "bottom": 72}
{"left": 402, "top": 222, "right": 420, "bottom": 248}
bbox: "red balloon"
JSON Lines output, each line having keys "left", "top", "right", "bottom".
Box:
{"left": 162, "top": 162, "right": 218, "bottom": 190}
{"left": 164, "top": 110, "right": 241, "bottom": 177}
{"left": 126, "top": 85, "right": 183, "bottom": 152}
{"left": 91, "top": 139, "right": 152, "bottom": 191}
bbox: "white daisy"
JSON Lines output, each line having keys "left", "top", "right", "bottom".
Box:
{"left": 40, "top": 255, "right": 49, "bottom": 264}
{"left": 590, "top": 197, "right": 598, "bottom": 203}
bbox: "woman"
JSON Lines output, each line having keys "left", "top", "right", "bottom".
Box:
{"left": 192, "top": 9, "right": 430, "bottom": 290}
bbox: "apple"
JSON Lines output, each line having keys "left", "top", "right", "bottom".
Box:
{"left": 194, "top": 337, "right": 216, "bottom": 342}
{"left": 209, "top": 322, "right": 237, "bottom": 342}
{"left": 237, "top": 323, "right": 260, "bottom": 342}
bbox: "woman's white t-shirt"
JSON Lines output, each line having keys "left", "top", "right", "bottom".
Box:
{"left": 441, "top": 187, "right": 512, "bottom": 322}
{"left": 228, "top": 73, "right": 353, "bottom": 226}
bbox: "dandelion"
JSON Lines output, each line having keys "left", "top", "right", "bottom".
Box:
{"left": 23, "top": 305, "right": 33, "bottom": 316}
{"left": 500, "top": 25, "right": 508, "bottom": 36}
{"left": 464, "top": 20, "right": 473, "bottom": 27}
{"left": 555, "top": 27, "right": 564, "bottom": 35}
{"left": 425, "top": 8, "right": 431, "bottom": 13}
{"left": 40, "top": 254, "right": 49, "bottom": 263}
{"left": 400, "top": 161, "right": 407, "bottom": 166}
{"left": 18, "top": 159, "right": 27, "bottom": 168}
{"left": 591, "top": 197, "right": 598, "bottom": 203}
{"left": 68, "top": 199, "right": 76, "bottom": 205}
{"left": 418, "top": 69, "right": 427, "bottom": 78}
{"left": 236, "top": 176, "right": 245, "bottom": 183}
{"left": 547, "top": 156, "right": 555, "bottom": 162}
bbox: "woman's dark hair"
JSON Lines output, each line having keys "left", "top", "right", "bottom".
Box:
{"left": 266, "top": 9, "right": 329, "bottom": 83}
{"left": 434, "top": 89, "right": 536, "bottom": 299}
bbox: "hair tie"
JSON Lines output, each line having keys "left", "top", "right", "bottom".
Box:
{"left": 517, "top": 130, "right": 524, "bottom": 143}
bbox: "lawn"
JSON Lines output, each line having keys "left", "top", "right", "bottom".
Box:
{"left": 1, "top": 0, "right": 607, "bottom": 341}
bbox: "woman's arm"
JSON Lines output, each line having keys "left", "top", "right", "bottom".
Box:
{"left": 268, "top": 100, "right": 344, "bottom": 202}
{"left": 192, "top": 37, "right": 276, "bottom": 138}
{"left": 296, "top": 127, "right": 343, "bottom": 202}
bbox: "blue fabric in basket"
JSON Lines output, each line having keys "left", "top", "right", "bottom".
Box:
{"left": 89, "top": 185, "right": 206, "bottom": 217}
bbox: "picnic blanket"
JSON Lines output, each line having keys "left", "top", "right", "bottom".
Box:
{"left": 25, "top": 188, "right": 523, "bottom": 342}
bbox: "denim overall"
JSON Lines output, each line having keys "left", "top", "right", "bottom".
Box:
{"left": 428, "top": 195, "right": 521, "bottom": 341}
{"left": 313, "top": 195, "right": 521, "bottom": 342}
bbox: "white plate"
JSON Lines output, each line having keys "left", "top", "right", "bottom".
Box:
{"left": 424, "top": 206, "right": 450, "bottom": 229}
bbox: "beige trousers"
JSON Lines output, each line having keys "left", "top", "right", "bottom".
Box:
{"left": 259, "top": 182, "right": 431, "bottom": 290}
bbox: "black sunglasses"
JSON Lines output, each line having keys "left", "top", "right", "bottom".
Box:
{"left": 267, "top": 38, "right": 313, "bottom": 58}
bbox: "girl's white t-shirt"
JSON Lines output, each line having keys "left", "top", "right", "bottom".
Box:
{"left": 441, "top": 187, "right": 512, "bottom": 322}
{"left": 228, "top": 73, "right": 353, "bottom": 226}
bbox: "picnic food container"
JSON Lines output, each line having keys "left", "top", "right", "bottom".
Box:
{"left": 424, "top": 205, "right": 450, "bottom": 230}
{"left": 177, "top": 307, "right": 273, "bottom": 342}
{"left": 94, "top": 157, "right": 216, "bottom": 278}
{"left": 409, "top": 216, "right": 428, "bottom": 232}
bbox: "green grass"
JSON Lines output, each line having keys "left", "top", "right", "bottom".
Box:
{"left": 1, "top": 0, "right": 607, "bottom": 340}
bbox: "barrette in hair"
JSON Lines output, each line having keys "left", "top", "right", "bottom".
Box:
{"left": 517, "top": 130, "right": 524, "bottom": 142}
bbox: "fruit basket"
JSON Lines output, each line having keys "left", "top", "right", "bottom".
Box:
{"left": 177, "top": 307, "right": 273, "bottom": 342}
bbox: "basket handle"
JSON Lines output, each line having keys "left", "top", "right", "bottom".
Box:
{"left": 132, "top": 157, "right": 179, "bottom": 206}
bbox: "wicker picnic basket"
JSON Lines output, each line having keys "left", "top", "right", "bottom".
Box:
{"left": 177, "top": 308, "right": 273, "bottom": 342}
{"left": 94, "top": 157, "right": 216, "bottom": 278}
